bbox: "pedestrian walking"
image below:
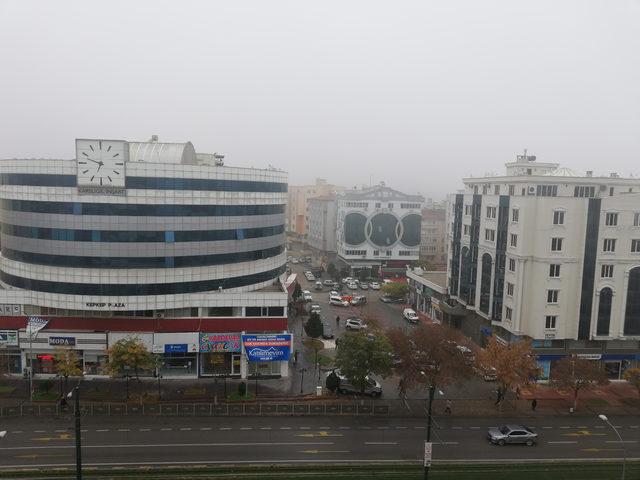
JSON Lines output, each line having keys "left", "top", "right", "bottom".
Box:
{"left": 531, "top": 398, "right": 538, "bottom": 411}
{"left": 336, "top": 315, "right": 340, "bottom": 328}
{"left": 515, "top": 387, "right": 521, "bottom": 400}
{"left": 444, "top": 399, "right": 452, "bottom": 415}
{"left": 494, "top": 389, "right": 502, "bottom": 406}
{"left": 293, "top": 350, "right": 299, "bottom": 365}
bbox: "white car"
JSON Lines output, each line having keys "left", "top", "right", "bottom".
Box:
{"left": 329, "top": 295, "right": 350, "bottom": 307}
{"left": 323, "top": 279, "right": 335, "bottom": 286}
{"left": 329, "top": 290, "right": 339, "bottom": 297}
{"left": 370, "top": 282, "right": 380, "bottom": 290}
{"left": 345, "top": 318, "right": 367, "bottom": 330}
{"left": 302, "top": 290, "right": 313, "bottom": 302}
{"left": 402, "top": 308, "right": 419, "bottom": 324}
{"left": 347, "top": 282, "right": 358, "bottom": 290}
{"left": 310, "top": 304, "right": 321, "bottom": 314}
{"left": 360, "top": 283, "right": 369, "bottom": 290}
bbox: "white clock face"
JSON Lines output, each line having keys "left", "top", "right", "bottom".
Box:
{"left": 76, "top": 139, "right": 127, "bottom": 187}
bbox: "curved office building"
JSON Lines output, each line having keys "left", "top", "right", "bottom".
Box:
{"left": 0, "top": 138, "right": 291, "bottom": 380}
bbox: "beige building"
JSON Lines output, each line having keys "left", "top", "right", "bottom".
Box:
{"left": 286, "top": 179, "right": 344, "bottom": 239}
{"left": 420, "top": 205, "right": 448, "bottom": 270}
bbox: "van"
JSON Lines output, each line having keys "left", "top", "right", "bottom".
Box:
{"left": 326, "top": 369, "right": 382, "bottom": 397}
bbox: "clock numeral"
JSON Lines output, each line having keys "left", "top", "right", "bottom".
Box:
{"left": 99, "top": 178, "right": 103, "bottom": 186}
{"left": 115, "top": 162, "right": 124, "bottom": 165}
{"left": 113, "top": 153, "right": 120, "bottom": 158}
{"left": 82, "top": 170, "right": 89, "bottom": 174}
{"left": 99, "top": 141, "right": 102, "bottom": 150}
{"left": 107, "top": 145, "right": 112, "bottom": 152}
{"left": 90, "top": 176, "right": 95, "bottom": 181}
{"left": 78, "top": 161, "right": 87, "bottom": 164}
{"left": 107, "top": 176, "right": 112, "bottom": 182}
{"left": 113, "top": 170, "right": 120, "bottom": 175}
{"left": 89, "top": 145, "right": 94, "bottom": 152}
{"left": 82, "top": 152, "right": 89, "bottom": 157}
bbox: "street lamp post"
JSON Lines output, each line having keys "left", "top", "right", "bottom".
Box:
{"left": 67, "top": 387, "right": 82, "bottom": 480}
{"left": 299, "top": 367, "right": 307, "bottom": 394}
{"left": 157, "top": 373, "right": 162, "bottom": 401}
{"left": 599, "top": 414, "right": 626, "bottom": 480}
{"left": 420, "top": 371, "right": 443, "bottom": 480}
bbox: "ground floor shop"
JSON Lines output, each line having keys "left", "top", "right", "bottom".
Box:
{"left": 536, "top": 353, "right": 640, "bottom": 381}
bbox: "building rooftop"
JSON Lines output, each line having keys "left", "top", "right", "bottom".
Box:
{"left": 406, "top": 268, "right": 447, "bottom": 291}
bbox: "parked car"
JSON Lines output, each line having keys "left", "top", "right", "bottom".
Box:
{"left": 345, "top": 317, "right": 367, "bottom": 330}
{"left": 347, "top": 282, "right": 358, "bottom": 290}
{"left": 331, "top": 281, "right": 341, "bottom": 290}
{"left": 369, "top": 282, "right": 380, "bottom": 290}
{"left": 360, "top": 283, "right": 369, "bottom": 290}
{"left": 321, "top": 323, "right": 334, "bottom": 339}
{"left": 291, "top": 258, "right": 299, "bottom": 264}
{"left": 310, "top": 304, "right": 321, "bottom": 314}
{"left": 456, "top": 344, "right": 475, "bottom": 365}
{"left": 402, "top": 308, "right": 419, "bottom": 323}
{"left": 329, "top": 295, "right": 350, "bottom": 307}
{"left": 327, "top": 369, "right": 381, "bottom": 397}
{"left": 487, "top": 425, "right": 538, "bottom": 446}
{"left": 314, "top": 281, "right": 324, "bottom": 291}
{"left": 302, "top": 290, "right": 313, "bottom": 302}
{"left": 475, "top": 365, "right": 497, "bottom": 381}
{"left": 341, "top": 277, "right": 356, "bottom": 285}
{"left": 305, "top": 272, "right": 316, "bottom": 281}
{"left": 351, "top": 295, "right": 367, "bottom": 306}
{"left": 329, "top": 290, "right": 340, "bottom": 297}
{"left": 380, "top": 295, "right": 404, "bottom": 303}
{"left": 323, "top": 279, "right": 335, "bottom": 286}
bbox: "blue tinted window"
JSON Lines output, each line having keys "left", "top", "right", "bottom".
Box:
{"left": 91, "top": 231, "right": 100, "bottom": 242}
{"left": 165, "top": 231, "right": 175, "bottom": 243}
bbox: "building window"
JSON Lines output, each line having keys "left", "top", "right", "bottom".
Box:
{"left": 345, "top": 250, "right": 367, "bottom": 255}
{"left": 399, "top": 250, "right": 416, "bottom": 256}
{"left": 605, "top": 212, "right": 618, "bottom": 226}
{"left": 506, "top": 282, "right": 514, "bottom": 296}
{"left": 474, "top": 185, "right": 478, "bottom": 194}
{"left": 375, "top": 203, "right": 381, "bottom": 208}
{"left": 386, "top": 251, "right": 392, "bottom": 256}
{"left": 549, "top": 264, "right": 561, "bottom": 277}
{"left": 508, "top": 185, "right": 515, "bottom": 196}
{"left": 505, "top": 307, "right": 512, "bottom": 321}
{"left": 536, "top": 185, "right": 558, "bottom": 197}
{"left": 494, "top": 185, "right": 500, "bottom": 195}
{"left": 551, "top": 237, "right": 563, "bottom": 252}
{"left": 482, "top": 185, "right": 489, "bottom": 195}
{"left": 510, "top": 233, "right": 518, "bottom": 247}
{"left": 601, "top": 264, "right": 614, "bottom": 278}
{"left": 388, "top": 203, "right": 393, "bottom": 209}
{"left": 634, "top": 213, "right": 640, "bottom": 227}
{"left": 553, "top": 211, "right": 565, "bottom": 225}
{"left": 463, "top": 224, "right": 470, "bottom": 236}
{"left": 508, "top": 258, "right": 516, "bottom": 272}
{"left": 512, "top": 209, "right": 519, "bottom": 222}
{"left": 603, "top": 238, "right": 616, "bottom": 253}
{"left": 486, "top": 206, "right": 497, "bottom": 219}
{"left": 373, "top": 250, "right": 379, "bottom": 256}
{"left": 545, "top": 315, "right": 557, "bottom": 329}
{"left": 597, "top": 287, "right": 613, "bottom": 336}
{"left": 485, "top": 229, "right": 495, "bottom": 242}
{"left": 632, "top": 239, "right": 640, "bottom": 253}
{"left": 623, "top": 267, "right": 640, "bottom": 335}
{"left": 574, "top": 185, "right": 596, "bottom": 198}
{"left": 547, "top": 289, "right": 559, "bottom": 303}
{"left": 609, "top": 187, "right": 614, "bottom": 197}
{"left": 464, "top": 205, "right": 470, "bottom": 215}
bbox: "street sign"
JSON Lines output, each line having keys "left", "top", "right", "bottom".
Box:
{"left": 424, "top": 441, "right": 432, "bottom": 466}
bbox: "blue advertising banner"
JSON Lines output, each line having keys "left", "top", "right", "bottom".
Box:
{"left": 165, "top": 344, "right": 187, "bottom": 353}
{"left": 242, "top": 334, "right": 292, "bottom": 362}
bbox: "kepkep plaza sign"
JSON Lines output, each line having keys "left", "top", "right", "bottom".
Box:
{"left": 242, "top": 334, "right": 292, "bottom": 362}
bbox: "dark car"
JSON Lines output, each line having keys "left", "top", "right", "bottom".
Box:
{"left": 321, "top": 323, "right": 334, "bottom": 339}
{"left": 350, "top": 295, "right": 367, "bottom": 306}
{"left": 488, "top": 425, "right": 538, "bottom": 446}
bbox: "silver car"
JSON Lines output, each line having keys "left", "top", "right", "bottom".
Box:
{"left": 488, "top": 424, "right": 538, "bottom": 446}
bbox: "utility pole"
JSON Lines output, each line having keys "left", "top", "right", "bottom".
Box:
{"left": 73, "top": 386, "right": 82, "bottom": 480}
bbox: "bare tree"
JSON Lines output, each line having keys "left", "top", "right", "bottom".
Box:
{"left": 550, "top": 357, "right": 609, "bottom": 411}
{"left": 477, "top": 336, "right": 541, "bottom": 409}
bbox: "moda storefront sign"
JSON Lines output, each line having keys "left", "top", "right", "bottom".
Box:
{"left": 242, "top": 334, "right": 292, "bottom": 362}
{"left": 200, "top": 333, "right": 241, "bottom": 353}
{"left": 48, "top": 336, "right": 76, "bottom": 346}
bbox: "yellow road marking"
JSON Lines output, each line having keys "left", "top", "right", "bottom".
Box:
{"left": 564, "top": 430, "right": 606, "bottom": 437}
{"left": 582, "top": 448, "right": 625, "bottom": 452}
{"left": 32, "top": 433, "right": 73, "bottom": 442}
{"left": 296, "top": 431, "right": 343, "bottom": 438}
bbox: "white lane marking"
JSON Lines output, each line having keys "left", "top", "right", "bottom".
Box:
{"left": 577, "top": 426, "right": 588, "bottom": 429}
{"left": 117, "top": 429, "right": 130, "bottom": 432}
{"left": 559, "top": 426, "right": 570, "bottom": 429}
{"left": 96, "top": 429, "right": 109, "bottom": 432}
{"left": 365, "top": 442, "right": 398, "bottom": 445}
{"left": 34, "top": 430, "right": 46, "bottom": 433}
{"left": 200, "top": 428, "right": 212, "bottom": 431}
{"left": 433, "top": 442, "right": 458, "bottom": 445}
{"left": 280, "top": 427, "right": 291, "bottom": 430}
{"left": 299, "top": 427, "right": 311, "bottom": 430}
{"left": 219, "top": 428, "right": 232, "bottom": 431}
{"left": 54, "top": 430, "right": 67, "bottom": 433}
{"left": 240, "top": 427, "right": 252, "bottom": 430}
{"left": 81, "top": 430, "right": 88, "bottom": 433}
{"left": 139, "top": 429, "right": 151, "bottom": 432}
{"left": 614, "top": 426, "right": 624, "bottom": 429}
{"left": 395, "top": 426, "right": 407, "bottom": 430}
{"left": 179, "top": 428, "right": 191, "bottom": 431}
{"left": 160, "top": 428, "right": 172, "bottom": 431}
{"left": 339, "top": 426, "right": 350, "bottom": 430}
{"left": 469, "top": 426, "right": 480, "bottom": 430}
{"left": 11, "top": 431, "right": 24, "bottom": 434}
{"left": 260, "top": 427, "right": 272, "bottom": 430}
{"left": 606, "top": 440, "right": 637, "bottom": 444}
{"left": 542, "top": 426, "right": 553, "bottom": 429}
{"left": 377, "top": 427, "right": 389, "bottom": 430}
{"left": 547, "top": 441, "right": 578, "bottom": 444}
{"left": 0, "top": 441, "right": 337, "bottom": 451}
{"left": 630, "top": 426, "right": 640, "bottom": 429}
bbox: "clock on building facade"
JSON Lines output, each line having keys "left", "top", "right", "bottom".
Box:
{"left": 76, "top": 139, "right": 127, "bottom": 194}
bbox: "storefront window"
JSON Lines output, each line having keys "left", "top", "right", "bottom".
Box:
{"left": 84, "top": 353, "right": 108, "bottom": 375}
{"left": 158, "top": 353, "right": 197, "bottom": 377}
{"left": 0, "top": 350, "right": 22, "bottom": 374}
{"left": 248, "top": 361, "right": 280, "bottom": 376}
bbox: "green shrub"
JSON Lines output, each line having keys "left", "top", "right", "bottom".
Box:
{"left": 238, "top": 381, "right": 247, "bottom": 397}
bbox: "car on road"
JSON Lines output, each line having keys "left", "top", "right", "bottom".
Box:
{"left": 323, "top": 279, "right": 335, "bottom": 286}
{"left": 341, "top": 277, "right": 356, "bottom": 285}
{"left": 291, "top": 257, "right": 299, "bottom": 264}
{"left": 380, "top": 295, "right": 404, "bottom": 303}
{"left": 329, "top": 295, "right": 350, "bottom": 307}
{"left": 347, "top": 282, "right": 358, "bottom": 290}
{"left": 310, "top": 304, "right": 321, "bottom": 314}
{"left": 304, "top": 272, "right": 316, "bottom": 281}
{"left": 487, "top": 425, "right": 538, "bottom": 446}
{"left": 369, "top": 282, "right": 380, "bottom": 290}
{"left": 302, "top": 290, "right": 313, "bottom": 302}
{"left": 402, "top": 308, "right": 419, "bottom": 323}
{"left": 326, "top": 369, "right": 382, "bottom": 397}
{"left": 360, "top": 283, "right": 369, "bottom": 290}
{"left": 345, "top": 317, "right": 367, "bottom": 330}
{"left": 350, "top": 295, "right": 367, "bottom": 306}
{"left": 329, "top": 290, "right": 339, "bottom": 297}
{"left": 321, "top": 323, "right": 334, "bottom": 339}
{"left": 314, "top": 281, "right": 324, "bottom": 291}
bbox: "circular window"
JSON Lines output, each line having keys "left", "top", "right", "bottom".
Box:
{"left": 344, "top": 212, "right": 367, "bottom": 245}
{"left": 369, "top": 213, "right": 399, "bottom": 247}
{"left": 400, "top": 214, "right": 421, "bottom": 247}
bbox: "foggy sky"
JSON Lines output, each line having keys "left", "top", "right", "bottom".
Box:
{"left": 1, "top": 0, "right": 638, "bottom": 200}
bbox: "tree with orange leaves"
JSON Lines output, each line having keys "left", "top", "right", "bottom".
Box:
{"left": 550, "top": 356, "right": 609, "bottom": 411}
{"left": 478, "top": 336, "right": 541, "bottom": 409}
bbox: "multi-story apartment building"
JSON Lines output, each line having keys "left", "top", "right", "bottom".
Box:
{"left": 0, "top": 137, "right": 292, "bottom": 380}
{"left": 306, "top": 195, "right": 338, "bottom": 255}
{"left": 446, "top": 152, "right": 640, "bottom": 379}
{"left": 286, "top": 179, "right": 344, "bottom": 240}
{"left": 420, "top": 206, "right": 447, "bottom": 270}
{"left": 336, "top": 184, "right": 424, "bottom": 278}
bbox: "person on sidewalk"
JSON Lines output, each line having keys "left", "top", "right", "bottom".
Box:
{"left": 293, "top": 350, "right": 299, "bottom": 365}
{"left": 531, "top": 398, "right": 538, "bottom": 411}
{"left": 335, "top": 315, "right": 340, "bottom": 328}
{"left": 444, "top": 399, "right": 452, "bottom": 415}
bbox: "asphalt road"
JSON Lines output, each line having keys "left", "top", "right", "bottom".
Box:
{"left": 1, "top": 415, "right": 638, "bottom": 470}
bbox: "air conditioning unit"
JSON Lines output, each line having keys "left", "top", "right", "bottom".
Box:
{"left": 528, "top": 186, "right": 536, "bottom": 195}
{"left": 155, "top": 312, "right": 165, "bottom": 318}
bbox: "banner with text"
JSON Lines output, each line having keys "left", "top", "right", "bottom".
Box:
{"left": 242, "top": 334, "right": 292, "bottom": 362}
